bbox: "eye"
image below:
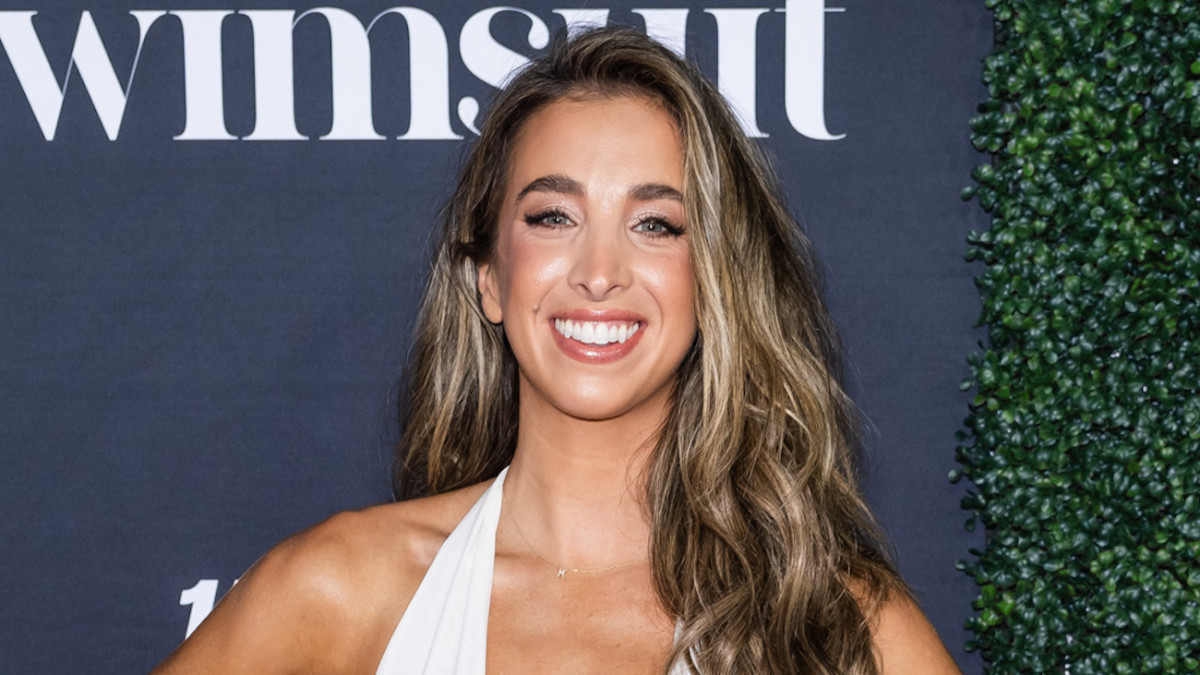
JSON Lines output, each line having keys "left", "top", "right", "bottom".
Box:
{"left": 633, "top": 217, "right": 684, "bottom": 237}
{"left": 524, "top": 209, "right": 573, "bottom": 228}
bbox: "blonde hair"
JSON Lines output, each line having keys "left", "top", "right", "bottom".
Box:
{"left": 396, "top": 26, "right": 902, "bottom": 674}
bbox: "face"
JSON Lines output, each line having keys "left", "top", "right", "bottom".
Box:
{"left": 478, "top": 95, "right": 696, "bottom": 423}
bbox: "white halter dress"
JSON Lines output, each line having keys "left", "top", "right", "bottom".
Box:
{"left": 375, "top": 467, "right": 689, "bottom": 674}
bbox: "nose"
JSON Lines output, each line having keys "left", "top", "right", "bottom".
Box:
{"left": 568, "top": 224, "right": 630, "bottom": 301}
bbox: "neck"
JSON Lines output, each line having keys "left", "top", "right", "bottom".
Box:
{"left": 501, "top": 380, "right": 669, "bottom": 568}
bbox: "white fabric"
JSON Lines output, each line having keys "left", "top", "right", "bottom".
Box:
{"left": 375, "top": 467, "right": 507, "bottom": 675}
{"left": 375, "top": 466, "right": 690, "bottom": 674}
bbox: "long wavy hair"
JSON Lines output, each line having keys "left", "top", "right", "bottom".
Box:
{"left": 395, "top": 26, "right": 903, "bottom": 674}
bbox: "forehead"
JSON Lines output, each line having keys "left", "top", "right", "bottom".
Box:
{"left": 505, "top": 95, "right": 685, "bottom": 194}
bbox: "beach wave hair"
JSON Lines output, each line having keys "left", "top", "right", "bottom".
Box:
{"left": 395, "top": 25, "right": 903, "bottom": 674}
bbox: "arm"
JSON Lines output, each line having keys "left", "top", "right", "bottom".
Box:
{"left": 150, "top": 512, "right": 391, "bottom": 675}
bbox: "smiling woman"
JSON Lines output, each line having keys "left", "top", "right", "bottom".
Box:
{"left": 150, "top": 26, "right": 960, "bottom": 675}
{"left": 478, "top": 96, "right": 696, "bottom": 423}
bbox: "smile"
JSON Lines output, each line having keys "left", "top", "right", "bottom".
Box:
{"left": 554, "top": 318, "right": 641, "bottom": 345}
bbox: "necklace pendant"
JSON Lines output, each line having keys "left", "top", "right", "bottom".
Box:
{"left": 557, "top": 568, "right": 567, "bottom": 580}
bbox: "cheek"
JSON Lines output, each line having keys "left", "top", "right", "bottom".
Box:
{"left": 641, "top": 253, "right": 696, "bottom": 328}
{"left": 497, "top": 233, "right": 572, "bottom": 309}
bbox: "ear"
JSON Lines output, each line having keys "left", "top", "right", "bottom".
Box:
{"left": 477, "top": 261, "right": 504, "bottom": 324}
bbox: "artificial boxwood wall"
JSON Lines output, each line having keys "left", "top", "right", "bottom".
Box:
{"left": 955, "top": 0, "right": 1200, "bottom": 671}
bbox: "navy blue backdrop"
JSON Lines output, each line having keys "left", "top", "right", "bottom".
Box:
{"left": 0, "top": 1, "right": 990, "bottom": 672}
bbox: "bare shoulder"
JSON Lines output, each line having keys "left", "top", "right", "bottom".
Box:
{"left": 867, "top": 587, "right": 962, "bottom": 675}
{"left": 151, "top": 481, "right": 491, "bottom": 675}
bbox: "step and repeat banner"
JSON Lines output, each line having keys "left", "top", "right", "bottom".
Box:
{"left": 0, "top": 1, "right": 991, "bottom": 672}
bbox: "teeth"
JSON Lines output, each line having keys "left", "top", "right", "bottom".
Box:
{"left": 555, "top": 319, "right": 639, "bottom": 346}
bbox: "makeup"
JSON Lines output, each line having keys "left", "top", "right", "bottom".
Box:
{"left": 549, "top": 310, "right": 646, "bottom": 364}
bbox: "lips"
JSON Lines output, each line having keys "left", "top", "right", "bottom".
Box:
{"left": 549, "top": 311, "right": 646, "bottom": 363}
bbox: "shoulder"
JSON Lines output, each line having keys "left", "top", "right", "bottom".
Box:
{"left": 151, "top": 481, "right": 492, "bottom": 674}
{"left": 866, "top": 587, "right": 962, "bottom": 675}
{"left": 264, "top": 481, "right": 492, "bottom": 605}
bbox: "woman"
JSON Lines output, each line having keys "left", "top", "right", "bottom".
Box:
{"left": 153, "top": 26, "right": 960, "bottom": 674}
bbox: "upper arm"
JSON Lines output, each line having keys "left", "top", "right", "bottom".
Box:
{"left": 870, "top": 591, "right": 962, "bottom": 675}
{"left": 150, "top": 512, "right": 396, "bottom": 675}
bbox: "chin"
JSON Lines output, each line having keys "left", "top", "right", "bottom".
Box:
{"left": 554, "top": 397, "right": 641, "bottom": 423}
{"left": 520, "top": 370, "right": 677, "bottom": 425}
{"left": 553, "top": 382, "right": 675, "bottom": 424}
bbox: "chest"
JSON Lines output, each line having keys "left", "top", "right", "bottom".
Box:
{"left": 485, "top": 561, "right": 676, "bottom": 675}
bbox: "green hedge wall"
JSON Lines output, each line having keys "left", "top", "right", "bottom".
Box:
{"left": 955, "top": 0, "right": 1200, "bottom": 671}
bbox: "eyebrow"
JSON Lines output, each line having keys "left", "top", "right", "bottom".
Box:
{"left": 516, "top": 174, "right": 684, "bottom": 203}
{"left": 629, "top": 182, "right": 684, "bottom": 202}
{"left": 516, "top": 174, "right": 583, "bottom": 200}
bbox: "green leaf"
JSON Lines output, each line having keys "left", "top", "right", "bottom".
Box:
{"left": 956, "top": 2, "right": 1200, "bottom": 670}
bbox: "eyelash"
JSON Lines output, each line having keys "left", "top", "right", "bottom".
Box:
{"left": 523, "top": 209, "right": 685, "bottom": 238}
{"left": 634, "top": 217, "right": 685, "bottom": 237}
{"left": 524, "top": 209, "right": 572, "bottom": 228}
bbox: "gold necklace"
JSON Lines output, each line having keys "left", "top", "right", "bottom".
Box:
{"left": 504, "top": 493, "right": 647, "bottom": 580}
